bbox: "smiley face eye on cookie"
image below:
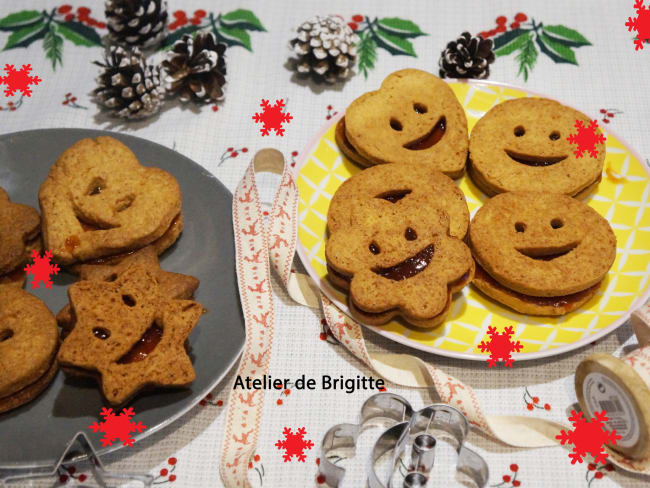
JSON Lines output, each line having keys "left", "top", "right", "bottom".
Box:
{"left": 468, "top": 97, "right": 605, "bottom": 198}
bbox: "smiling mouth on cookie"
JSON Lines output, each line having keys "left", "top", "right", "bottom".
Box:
{"left": 372, "top": 244, "right": 434, "bottom": 281}
{"left": 505, "top": 149, "right": 567, "bottom": 167}
{"left": 403, "top": 117, "right": 446, "bottom": 150}
{"left": 517, "top": 243, "right": 578, "bottom": 261}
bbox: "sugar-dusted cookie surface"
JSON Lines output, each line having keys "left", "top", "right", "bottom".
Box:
{"left": 0, "top": 286, "right": 58, "bottom": 413}
{"left": 57, "top": 264, "right": 203, "bottom": 406}
{"left": 469, "top": 192, "right": 616, "bottom": 301}
{"left": 39, "top": 136, "right": 182, "bottom": 265}
{"left": 468, "top": 98, "right": 605, "bottom": 197}
{"left": 328, "top": 162, "right": 469, "bottom": 240}
{"left": 0, "top": 188, "right": 41, "bottom": 276}
{"left": 342, "top": 69, "right": 468, "bottom": 178}
{"left": 326, "top": 193, "right": 473, "bottom": 328}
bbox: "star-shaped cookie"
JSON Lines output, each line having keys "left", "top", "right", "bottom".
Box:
{"left": 0, "top": 187, "right": 41, "bottom": 280}
{"left": 57, "top": 263, "right": 203, "bottom": 405}
{"left": 57, "top": 246, "right": 199, "bottom": 328}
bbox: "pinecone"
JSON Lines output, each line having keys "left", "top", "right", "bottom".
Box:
{"left": 105, "top": 0, "right": 168, "bottom": 49}
{"left": 162, "top": 31, "right": 227, "bottom": 103}
{"left": 289, "top": 15, "right": 359, "bottom": 84}
{"left": 93, "top": 45, "right": 164, "bottom": 120}
{"left": 439, "top": 32, "right": 495, "bottom": 79}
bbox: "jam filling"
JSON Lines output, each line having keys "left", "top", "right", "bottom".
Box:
{"left": 372, "top": 245, "right": 434, "bottom": 281}
{"left": 117, "top": 324, "right": 163, "bottom": 364}
{"left": 474, "top": 263, "right": 600, "bottom": 308}
{"left": 505, "top": 150, "right": 567, "bottom": 167}
{"left": 376, "top": 189, "right": 412, "bottom": 203}
{"left": 403, "top": 117, "right": 446, "bottom": 150}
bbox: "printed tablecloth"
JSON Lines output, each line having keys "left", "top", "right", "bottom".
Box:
{"left": 1, "top": 1, "right": 649, "bottom": 486}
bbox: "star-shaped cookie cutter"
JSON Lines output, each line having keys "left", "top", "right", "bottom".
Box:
{"left": 0, "top": 431, "right": 153, "bottom": 487}
{"left": 319, "top": 393, "right": 489, "bottom": 487}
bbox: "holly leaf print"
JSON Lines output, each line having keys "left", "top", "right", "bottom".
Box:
{"left": 515, "top": 31, "right": 537, "bottom": 81}
{"left": 374, "top": 28, "right": 416, "bottom": 56}
{"left": 493, "top": 28, "right": 527, "bottom": 53}
{"left": 536, "top": 32, "right": 577, "bottom": 65}
{"left": 0, "top": 10, "right": 43, "bottom": 31}
{"left": 43, "top": 24, "right": 63, "bottom": 70}
{"left": 3, "top": 21, "right": 46, "bottom": 50}
{"left": 217, "top": 24, "right": 251, "bottom": 50}
{"left": 161, "top": 24, "right": 201, "bottom": 49}
{"left": 220, "top": 9, "right": 265, "bottom": 31}
{"left": 357, "top": 30, "right": 377, "bottom": 79}
{"left": 377, "top": 17, "right": 426, "bottom": 37}
{"left": 542, "top": 25, "right": 591, "bottom": 47}
{"left": 55, "top": 21, "right": 101, "bottom": 47}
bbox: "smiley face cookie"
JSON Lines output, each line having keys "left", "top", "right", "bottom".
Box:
{"left": 39, "top": 136, "right": 182, "bottom": 265}
{"left": 468, "top": 192, "right": 616, "bottom": 315}
{"left": 57, "top": 264, "right": 203, "bottom": 405}
{"left": 326, "top": 192, "right": 474, "bottom": 328}
{"left": 0, "top": 188, "right": 41, "bottom": 286}
{"left": 0, "top": 286, "right": 59, "bottom": 414}
{"left": 468, "top": 98, "right": 605, "bottom": 197}
{"left": 338, "top": 69, "right": 469, "bottom": 178}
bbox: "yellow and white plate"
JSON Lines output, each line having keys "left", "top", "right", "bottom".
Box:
{"left": 296, "top": 80, "right": 650, "bottom": 361}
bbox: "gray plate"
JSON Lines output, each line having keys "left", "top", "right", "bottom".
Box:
{"left": 0, "top": 129, "right": 245, "bottom": 468}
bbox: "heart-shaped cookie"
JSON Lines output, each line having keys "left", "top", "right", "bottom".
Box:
{"left": 339, "top": 69, "right": 468, "bottom": 178}
{"left": 39, "top": 136, "right": 182, "bottom": 265}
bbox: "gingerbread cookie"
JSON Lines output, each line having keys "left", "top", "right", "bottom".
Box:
{"left": 339, "top": 69, "right": 468, "bottom": 178}
{"left": 468, "top": 98, "right": 605, "bottom": 197}
{"left": 326, "top": 193, "right": 473, "bottom": 328}
{"left": 329, "top": 163, "right": 469, "bottom": 239}
{"left": 0, "top": 286, "right": 59, "bottom": 414}
{"left": 57, "top": 264, "right": 203, "bottom": 405}
{"left": 468, "top": 192, "right": 616, "bottom": 315}
{"left": 0, "top": 188, "right": 41, "bottom": 285}
{"left": 57, "top": 245, "right": 199, "bottom": 330}
{"left": 39, "top": 136, "right": 182, "bottom": 265}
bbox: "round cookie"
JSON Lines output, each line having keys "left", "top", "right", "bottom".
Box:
{"left": 342, "top": 69, "right": 468, "bottom": 178}
{"left": 468, "top": 98, "right": 605, "bottom": 197}
{"left": 0, "top": 286, "right": 59, "bottom": 413}
{"left": 326, "top": 193, "right": 474, "bottom": 328}
{"left": 328, "top": 163, "right": 469, "bottom": 239}
{"left": 468, "top": 192, "right": 615, "bottom": 315}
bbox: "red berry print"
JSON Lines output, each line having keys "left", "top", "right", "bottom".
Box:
{"left": 284, "top": 389, "right": 291, "bottom": 395}
{"left": 588, "top": 463, "right": 596, "bottom": 471}
{"left": 248, "top": 462, "right": 253, "bottom": 469}
{"left": 320, "top": 332, "right": 327, "bottom": 341}
{"left": 510, "top": 22, "right": 520, "bottom": 29}
{"left": 58, "top": 5, "right": 72, "bottom": 14}
{"left": 231, "top": 151, "right": 238, "bottom": 157}
{"left": 510, "top": 464, "right": 518, "bottom": 472}
{"left": 544, "top": 403, "right": 551, "bottom": 411}
{"left": 78, "top": 474, "right": 87, "bottom": 482}
{"left": 190, "top": 18, "right": 201, "bottom": 25}
{"left": 496, "top": 25, "right": 507, "bottom": 32}
{"left": 160, "top": 468, "right": 168, "bottom": 476}
{"left": 317, "top": 474, "right": 326, "bottom": 484}
{"left": 242, "top": 147, "right": 248, "bottom": 152}
{"left": 316, "top": 458, "right": 320, "bottom": 466}
{"left": 348, "top": 22, "right": 358, "bottom": 31}
{"left": 291, "top": 151, "right": 298, "bottom": 157}
{"left": 352, "top": 14, "right": 364, "bottom": 22}
{"left": 168, "top": 457, "right": 177, "bottom": 465}
{"left": 503, "top": 474, "right": 511, "bottom": 482}
{"left": 496, "top": 15, "right": 507, "bottom": 25}
{"left": 254, "top": 454, "right": 260, "bottom": 462}
{"left": 227, "top": 147, "right": 233, "bottom": 152}
{"left": 195, "top": 9, "right": 207, "bottom": 18}
{"left": 532, "top": 396, "right": 539, "bottom": 404}
{"left": 595, "top": 471, "right": 603, "bottom": 479}
{"left": 512, "top": 481, "right": 521, "bottom": 487}
{"left": 169, "top": 474, "right": 176, "bottom": 482}
{"left": 64, "top": 14, "right": 74, "bottom": 21}
{"left": 277, "top": 399, "right": 283, "bottom": 405}
{"left": 526, "top": 403, "right": 534, "bottom": 411}
{"left": 59, "top": 474, "right": 68, "bottom": 483}
{"left": 217, "top": 400, "right": 223, "bottom": 406}
{"left": 605, "top": 464, "right": 615, "bottom": 472}
{"left": 77, "top": 7, "right": 90, "bottom": 15}
{"left": 600, "top": 109, "right": 607, "bottom": 113}
{"left": 515, "top": 12, "right": 528, "bottom": 22}
{"left": 173, "top": 10, "right": 186, "bottom": 19}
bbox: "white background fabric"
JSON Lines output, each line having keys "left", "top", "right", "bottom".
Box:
{"left": 1, "top": 1, "right": 649, "bottom": 486}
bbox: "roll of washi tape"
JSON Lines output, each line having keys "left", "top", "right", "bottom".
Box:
{"left": 575, "top": 301, "right": 650, "bottom": 460}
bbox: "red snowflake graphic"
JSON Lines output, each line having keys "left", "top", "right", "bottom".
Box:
{"left": 556, "top": 410, "right": 621, "bottom": 465}
{"left": 626, "top": 0, "right": 650, "bottom": 50}
{"left": 566, "top": 120, "right": 606, "bottom": 158}
{"left": 275, "top": 427, "right": 314, "bottom": 462}
{"left": 88, "top": 407, "right": 146, "bottom": 447}
{"left": 0, "top": 64, "right": 41, "bottom": 97}
{"left": 24, "top": 250, "right": 60, "bottom": 289}
{"left": 478, "top": 326, "right": 523, "bottom": 367}
{"left": 252, "top": 99, "right": 292, "bottom": 136}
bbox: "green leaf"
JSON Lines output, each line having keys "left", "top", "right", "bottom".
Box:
{"left": 543, "top": 25, "right": 591, "bottom": 46}
{"left": 515, "top": 32, "right": 537, "bottom": 81}
{"left": 377, "top": 17, "right": 426, "bottom": 38}
{"left": 220, "top": 9, "right": 265, "bottom": 31}
{"left": 492, "top": 28, "right": 527, "bottom": 51}
{"left": 537, "top": 33, "right": 577, "bottom": 64}
{"left": 0, "top": 10, "right": 42, "bottom": 31}
{"left": 357, "top": 31, "right": 377, "bottom": 79}
{"left": 160, "top": 24, "right": 202, "bottom": 49}
{"left": 55, "top": 20, "right": 101, "bottom": 46}
{"left": 3, "top": 21, "right": 46, "bottom": 50}
{"left": 374, "top": 28, "right": 415, "bottom": 56}
{"left": 43, "top": 24, "right": 64, "bottom": 70}
{"left": 217, "top": 25, "right": 251, "bottom": 50}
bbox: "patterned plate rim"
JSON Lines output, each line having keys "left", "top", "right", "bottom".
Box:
{"left": 294, "top": 78, "right": 650, "bottom": 361}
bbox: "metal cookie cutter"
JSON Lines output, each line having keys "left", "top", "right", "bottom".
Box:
{"left": 319, "top": 393, "right": 489, "bottom": 488}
